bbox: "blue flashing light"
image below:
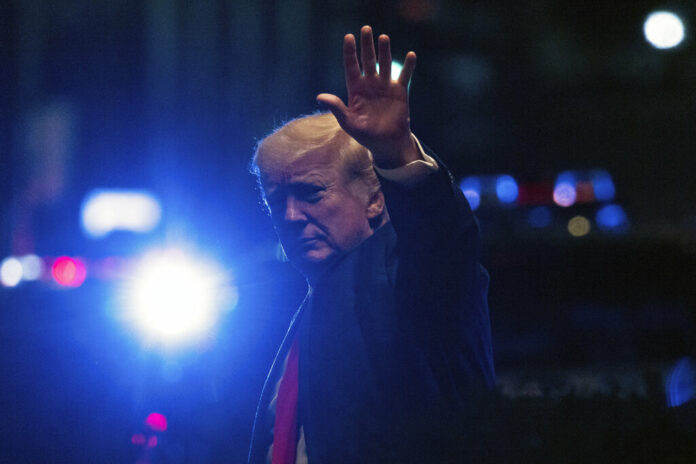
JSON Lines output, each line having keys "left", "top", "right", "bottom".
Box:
{"left": 596, "top": 204, "right": 629, "bottom": 232}
{"left": 81, "top": 189, "right": 162, "bottom": 238}
{"left": 495, "top": 175, "right": 519, "bottom": 204}
{"left": 459, "top": 177, "right": 482, "bottom": 211}
{"left": 590, "top": 170, "right": 616, "bottom": 203}
{"left": 464, "top": 190, "right": 481, "bottom": 211}
{"left": 124, "top": 248, "right": 235, "bottom": 346}
{"left": 528, "top": 206, "right": 552, "bottom": 228}
{"left": 666, "top": 357, "right": 696, "bottom": 407}
{"left": 556, "top": 171, "right": 577, "bottom": 185}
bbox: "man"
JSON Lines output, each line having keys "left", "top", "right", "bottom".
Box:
{"left": 249, "top": 26, "right": 495, "bottom": 463}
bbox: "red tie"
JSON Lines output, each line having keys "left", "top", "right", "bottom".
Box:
{"left": 272, "top": 339, "right": 299, "bottom": 464}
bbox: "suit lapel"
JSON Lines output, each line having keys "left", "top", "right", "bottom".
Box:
{"left": 248, "top": 288, "right": 312, "bottom": 464}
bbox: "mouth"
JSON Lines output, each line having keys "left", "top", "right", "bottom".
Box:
{"left": 298, "top": 237, "right": 322, "bottom": 247}
{"left": 282, "top": 235, "right": 321, "bottom": 252}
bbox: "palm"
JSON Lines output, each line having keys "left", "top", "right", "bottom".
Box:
{"left": 317, "top": 26, "right": 417, "bottom": 168}
{"left": 345, "top": 76, "right": 410, "bottom": 147}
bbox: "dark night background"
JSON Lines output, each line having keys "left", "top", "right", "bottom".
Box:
{"left": 1, "top": 0, "right": 695, "bottom": 462}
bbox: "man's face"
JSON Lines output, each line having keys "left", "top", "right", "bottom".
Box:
{"left": 260, "top": 149, "right": 375, "bottom": 277}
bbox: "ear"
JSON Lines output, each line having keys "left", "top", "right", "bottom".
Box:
{"left": 366, "top": 189, "right": 385, "bottom": 221}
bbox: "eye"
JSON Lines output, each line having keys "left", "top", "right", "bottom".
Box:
{"left": 303, "top": 191, "right": 322, "bottom": 203}
{"left": 265, "top": 193, "right": 284, "bottom": 212}
{"left": 297, "top": 185, "right": 324, "bottom": 203}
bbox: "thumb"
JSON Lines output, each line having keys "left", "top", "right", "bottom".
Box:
{"left": 316, "top": 93, "right": 349, "bottom": 128}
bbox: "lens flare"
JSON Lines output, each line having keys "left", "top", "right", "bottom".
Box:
{"left": 124, "top": 248, "right": 233, "bottom": 345}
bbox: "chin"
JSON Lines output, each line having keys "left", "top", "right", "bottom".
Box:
{"left": 302, "top": 250, "right": 334, "bottom": 264}
{"left": 291, "top": 248, "right": 337, "bottom": 274}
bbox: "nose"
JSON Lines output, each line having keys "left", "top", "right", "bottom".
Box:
{"left": 284, "top": 195, "right": 306, "bottom": 222}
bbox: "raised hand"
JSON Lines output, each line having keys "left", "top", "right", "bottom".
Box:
{"left": 317, "top": 26, "right": 420, "bottom": 169}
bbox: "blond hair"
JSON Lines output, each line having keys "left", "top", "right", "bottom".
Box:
{"left": 250, "top": 112, "right": 381, "bottom": 200}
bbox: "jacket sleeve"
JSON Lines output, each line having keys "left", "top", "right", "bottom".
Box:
{"left": 378, "top": 144, "right": 496, "bottom": 388}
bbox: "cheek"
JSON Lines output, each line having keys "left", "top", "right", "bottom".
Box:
{"left": 324, "top": 202, "right": 370, "bottom": 242}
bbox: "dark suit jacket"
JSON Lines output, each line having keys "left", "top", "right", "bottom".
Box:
{"left": 249, "top": 152, "right": 495, "bottom": 463}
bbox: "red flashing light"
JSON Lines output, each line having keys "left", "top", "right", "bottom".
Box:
{"left": 145, "top": 412, "right": 168, "bottom": 432}
{"left": 575, "top": 181, "right": 595, "bottom": 203}
{"left": 131, "top": 433, "right": 146, "bottom": 445}
{"left": 517, "top": 182, "right": 553, "bottom": 206}
{"left": 51, "top": 257, "right": 87, "bottom": 287}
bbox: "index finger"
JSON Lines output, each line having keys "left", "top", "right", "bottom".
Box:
{"left": 360, "top": 25, "right": 377, "bottom": 76}
{"left": 343, "top": 34, "right": 361, "bottom": 89}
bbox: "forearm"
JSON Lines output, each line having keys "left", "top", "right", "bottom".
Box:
{"left": 378, "top": 142, "right": 479, "bottom": 252}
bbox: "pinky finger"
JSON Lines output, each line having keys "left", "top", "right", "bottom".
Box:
{"left": 397, "top": 51, "right": 417, "bottom": 86}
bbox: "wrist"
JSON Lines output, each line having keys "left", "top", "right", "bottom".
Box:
{"left": 371, "top": 133, "right": 420, "bottom": 170}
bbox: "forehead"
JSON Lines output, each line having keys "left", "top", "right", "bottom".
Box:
{"left": 259, "top": 148, "right": 345, "bottom": 187}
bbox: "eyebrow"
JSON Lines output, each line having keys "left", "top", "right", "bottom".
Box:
{"left": 292, "top": 182, "right": 326, "bottom": 192}
{"left": 266, "top": 182, "right": 326, "bottom": 200}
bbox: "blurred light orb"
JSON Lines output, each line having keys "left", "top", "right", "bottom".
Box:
{"left": 19, "top": 254, "right": 44, "bottom": 281}
{"left": 52, "top": 257, "right": 87, "bottom": 287}
{"left": 376, "top": 61, "right": 404, "bottom": 81}
{"left": 81, "top": 190, "right": 161, "bottom": 238}
{"left": 462, "top": 190, "right": 481, "bottom": 210}
{"left": 590, "top": 169, "right": 616, "bottom": 202}
{"left": 568, "top": 216, "right": 591, "bottom": 237}
{"left": 553, "top": 183, "right": 577, "bottom": 207}
{"left": 1, "top": 257, "right": 23, "bottom": 288}
{"left": 644, "top": 11, "right": 685, "bottom": 49}
{"left": 460, "top": 176, "right": 481, "bottom": 210}
{"left": 575, "top": 181, "right": 595, "bottom": 203}
{"left": 554, "top": 171, "right": 577, "bottom": 207}
{"left": 131, "top": 433, "right": 146, "bottom": 446}
{"left": 495, "top": 175, "right": 519, "bottom": 204}
{"left": 528, "top": 206, "right": 552, "bottom": 228}
{"left": 145, "top": 412, "right": 168, "bottom": 432}
{"left": 666, "top": 357, "right": 696, "bottom": 407}
{"left": 127, "top": 248, "right": 228, "bottom": 343}
{"left": 596, "top": 204, "right": 629, "bottom": 232}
